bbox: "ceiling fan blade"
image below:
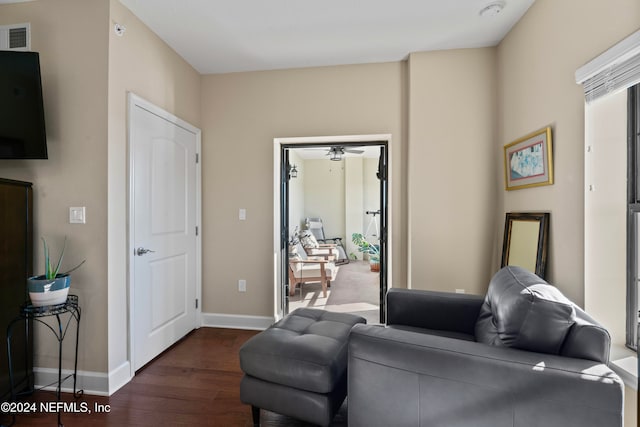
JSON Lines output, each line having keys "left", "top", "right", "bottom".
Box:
{"left": 344, "top": 148, "right": 364, "bottom": 154}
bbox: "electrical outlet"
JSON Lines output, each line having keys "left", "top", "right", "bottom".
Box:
{"left": 455, "top": 289, "right": 465, "bottom": 294}
{"left": 238, "top": 279, "right": 246, "bottom": 292}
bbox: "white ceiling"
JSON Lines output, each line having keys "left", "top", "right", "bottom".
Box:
{"left": 118, "top": 0, "right": 535, "bottom": 74}
{"left": 0, "top": 1, "right": 535, "bottom": 74}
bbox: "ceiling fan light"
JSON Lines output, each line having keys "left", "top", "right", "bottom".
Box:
{"left": 328, "top": 146, "right": 344, "bottom": 161}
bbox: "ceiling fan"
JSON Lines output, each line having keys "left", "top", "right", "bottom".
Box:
{"left": 300, "top": 145, "right": 365, "bottom": 160}
{"left": 324, "top": 146, "right": 365, "bottom": 161}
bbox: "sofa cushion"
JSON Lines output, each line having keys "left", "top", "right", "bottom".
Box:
{"left": 239, "top": 308, "right": 365, "bottom": 394}
{"left": 290, "top": 260, "right": 338, "bottom": 280}
{"left": 475, "top": 266, "right": 576, "bottom": 355}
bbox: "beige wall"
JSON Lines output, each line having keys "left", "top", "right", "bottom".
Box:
{"left": 496, "top": 0, "right": 640, "bottom": 306}
{"left": 107, "top": 0, "right": 201, "bottom": 385}
{"left": 0, "top": 0, "right": 202, "bottom": 385}
{"left": 624, "top": 386, "right": 637, "bottom": 427}
{"left": 2, "top": 0, "right": 637, "bottom": 407}
{"left": 499, "top": 4, "right": 639, "bottom": 421}
{"left": 304, "top": 159, "right": 346, "bottom": 239}
{"left": 407, "top": 48, "right": 498, "bottom": 295}
{"left": 344, "top": 157, "right": 364, "bottom": 258}
{"left": 200, "top": 62, "right": 406, "bottom": 316}
{"left": 0, "top": 0, "right": 109, "bottom": 373}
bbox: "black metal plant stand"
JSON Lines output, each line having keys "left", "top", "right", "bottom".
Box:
{"left": 6, "top": 295, "right": 82, "bottom": 427}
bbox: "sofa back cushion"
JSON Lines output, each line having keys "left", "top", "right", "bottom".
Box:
{"left": 560, "top": 308, "right": 611, "bottom": 364}
{"left": 475, "top": 266, "right": 576, "bottom": 355}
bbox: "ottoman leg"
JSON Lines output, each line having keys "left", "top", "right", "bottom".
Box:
{"left": 251, "top": 405, "right": 260, "bottom": 426}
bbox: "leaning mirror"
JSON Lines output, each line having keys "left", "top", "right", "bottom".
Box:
{"left": 501, "top": 212, "right": 550, "bottom": 278}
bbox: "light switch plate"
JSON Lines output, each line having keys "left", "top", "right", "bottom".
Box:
{"left": 69, "top": 206, "right": 86, "bottom": 224}
{"left": 239, "top": 208, "right": 246, "bottom": 220}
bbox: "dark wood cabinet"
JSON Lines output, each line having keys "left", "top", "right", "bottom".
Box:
{"left": 0, "top": 178, "right": 33, "bottom": 400}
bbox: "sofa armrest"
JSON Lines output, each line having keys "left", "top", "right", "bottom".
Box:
{"left": 386, "top": 288, "right": 484, "bottom": 336}
{"left": 348, "top": 325, "right": 623, "bottom": 427}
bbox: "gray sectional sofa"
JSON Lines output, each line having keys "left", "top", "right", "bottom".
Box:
{"left": 348, "top": 266, "right": 624, "bottom": 427}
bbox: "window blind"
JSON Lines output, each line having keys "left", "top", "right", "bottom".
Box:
{"left": 576, "top": 30, "right": 640, "bottom": 103}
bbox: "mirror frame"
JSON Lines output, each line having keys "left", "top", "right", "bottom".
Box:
{"left": 501, "top": 212, "right": 550, "bottom": 278}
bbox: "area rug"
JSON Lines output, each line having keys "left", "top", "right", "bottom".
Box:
{"left": 288, "top": 260, "right": 380, "bottom": 324}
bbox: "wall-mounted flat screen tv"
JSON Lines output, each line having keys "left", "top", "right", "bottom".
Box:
{"left": 0, "top": 50, "right": 47, "bottom": 159}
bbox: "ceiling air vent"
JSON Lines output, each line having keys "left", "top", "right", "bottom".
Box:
{"left": 0, "top": 23, "right": 30, "bottom": 51}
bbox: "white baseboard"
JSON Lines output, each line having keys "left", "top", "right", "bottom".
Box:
{"left": 34, "top": 367, "right": 110, "bottom": 396}
{"left": 34, "top": 361, "right": 132, "bottom": 396}
{"left": 108, "top": 361, "right": 132, "bottom": 395}
{"left": 201, "top": 312, "right": 274, "bottom": 330}
{"left": 34, "top": 313, "right": 271, "bottom": 397}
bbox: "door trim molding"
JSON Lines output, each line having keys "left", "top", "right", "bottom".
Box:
{"left": 272, "top": 134, "right": 393, "bottom": 321}
{"left": 127, "top": 93, "right": 202, "bottom": 378}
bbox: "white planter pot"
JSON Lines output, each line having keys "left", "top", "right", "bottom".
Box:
{"left": 27, "top": 274, "right": 71, "bottom": 307}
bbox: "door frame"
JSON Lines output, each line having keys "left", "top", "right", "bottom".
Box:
{"left": 127, "top": 93, "right": 202, "bottom": 377}
{"left": 272, "top": 134, "right": 393, "bottom": 322}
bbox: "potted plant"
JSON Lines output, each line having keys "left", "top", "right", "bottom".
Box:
{"left": 27, "top": 237, "right": 85, "bottom": 307}
{"left": 351, "top": 233, "right": 380, "bottom": 272}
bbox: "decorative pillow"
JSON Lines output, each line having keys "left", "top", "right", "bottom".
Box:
{"left": 288, "top": 245, "right": 299, "bottom": 257}
{"left": 293, "top": 243, "right": 308, "bottom": 260}
{"left": 299, "top": 231, "right": 319, "bottom": 249}
{"left": 475, "top": 266, "right": 576, "bottom": 355}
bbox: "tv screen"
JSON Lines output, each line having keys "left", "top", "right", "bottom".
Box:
{"left": 0, "top": 51, "right": 47, "bottom": 159}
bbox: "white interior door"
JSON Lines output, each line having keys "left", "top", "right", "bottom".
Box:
{"left": 129, "top": 94, "right": 200, "bottom": 371}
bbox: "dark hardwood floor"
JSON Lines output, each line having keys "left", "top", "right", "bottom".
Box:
{"left": 0, "top": 328, "right": 348, "bottom": 426}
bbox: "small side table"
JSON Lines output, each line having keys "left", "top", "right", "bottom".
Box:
{"left": 6, "top": 295, "right": 82, "bottom": 427}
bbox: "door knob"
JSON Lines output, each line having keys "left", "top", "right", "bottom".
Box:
{"left": 135, "top": 247, "right": 156, "bottom": 256}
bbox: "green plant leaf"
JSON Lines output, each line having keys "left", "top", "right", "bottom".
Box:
{"left": 62, "top": 259, "right": 86, "bottom": 275}
{"left": 52, "top": 236, "right": 67, "bottom": 278}
{"left": 42, "top": 236, "right": 74, "bottom": 279}
{"left": 351, "top": 232, "right": 379, "bottom": 255}
{"left": 42, "top": 237, "right": 51, "bottom": 279}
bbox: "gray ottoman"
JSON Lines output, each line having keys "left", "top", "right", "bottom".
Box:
{"left": 239, "top": 308, "right": 366, "bottom": 426}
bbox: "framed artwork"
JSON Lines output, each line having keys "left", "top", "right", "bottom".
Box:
{"left": 503, "top": 127, "right": 553, "bottom": 190}
{"left": 501, "top": 212, "right": 550, "bottom": 278}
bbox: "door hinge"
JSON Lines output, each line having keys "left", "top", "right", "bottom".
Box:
{"left": 196, "top": 226, "right": 199, "bottom": 236}
{"left": 195, "top": 298, "right": 199, "bottom": 309}
{"left": 196, "top": 153, "right": 199, "bottom": 163}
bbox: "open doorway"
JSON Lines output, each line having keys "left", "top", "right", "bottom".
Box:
{"left": 273, "top": 135, "right": 391, "bottom": 325}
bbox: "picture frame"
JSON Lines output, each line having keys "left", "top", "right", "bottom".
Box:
{"left": 503, "top": 126, "right": 553, "bottom": 190}
{"left": 501, "top": 212, "right": 550, "bottom": 279}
